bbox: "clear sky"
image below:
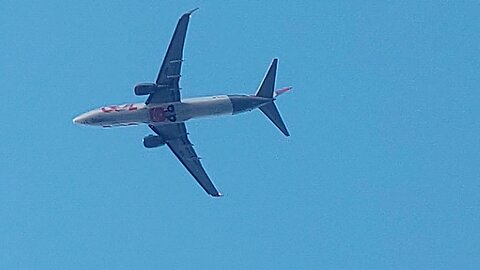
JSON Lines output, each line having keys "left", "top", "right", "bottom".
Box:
{"left": 1, "top": 1, "right": 479, "bottom": 269}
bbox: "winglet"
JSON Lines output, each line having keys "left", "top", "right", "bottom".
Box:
{"left": 186, "top": 8, "right": 199, "bottom": 16}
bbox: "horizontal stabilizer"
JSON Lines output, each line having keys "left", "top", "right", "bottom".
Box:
{"left": 274, "top": 86, "right": 292, "bottom": 97}
{"left": 259, "top": 103, "right": 290, "bottom": 137}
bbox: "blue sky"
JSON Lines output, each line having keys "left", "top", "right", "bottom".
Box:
{"left": 1, "top": 1, "right": 479, "bottom": 269}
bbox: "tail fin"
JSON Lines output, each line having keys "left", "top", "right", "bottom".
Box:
{"left": 255, "top": 59, "right": 278, "bottom": 98}
{"left": 255, "top": 58, "right": 290, "bottom": 137}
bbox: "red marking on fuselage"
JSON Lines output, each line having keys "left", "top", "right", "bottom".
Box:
{"left": 149, "top": 107, "right": 166, "bottom": 122}
{"left": 101, "top": 106, "right": 115, "bottom": 113}
{"left": 101, "top": 104, "right": 138, "bottom": 113}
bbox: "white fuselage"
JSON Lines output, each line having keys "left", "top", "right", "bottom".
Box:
{"left": 73, "top": 95, "right": 246, "bottom": 127}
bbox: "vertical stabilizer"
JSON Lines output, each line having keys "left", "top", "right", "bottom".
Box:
{"left": 255, "top": 59, "right": 290, "bottom": 137}
{"left": 255, "top": 58, "right": 278, "bottom": 98}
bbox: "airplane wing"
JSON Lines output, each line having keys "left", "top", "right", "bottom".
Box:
{"left": 146, "top": 9, "right": 198, "bottom": 105}
{"left": 149, "top": 123, "right": 222, "bottom": 197}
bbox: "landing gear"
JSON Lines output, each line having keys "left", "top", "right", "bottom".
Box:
{"left": 168, "top": 115, "right": 177, "bottom": 122}
{"left": 167, "top": 105, "right": 175, "bottom": 112}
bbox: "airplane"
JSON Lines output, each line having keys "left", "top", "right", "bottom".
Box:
{"left": 73, "top": 9, "right": 291, "bottom": 197}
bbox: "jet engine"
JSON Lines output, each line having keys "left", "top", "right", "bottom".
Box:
{"left": 134, "top": 83, "right": 159, "bottom": 96}
{"left": 143, "top": 135, "right": 167, "bottom": 148}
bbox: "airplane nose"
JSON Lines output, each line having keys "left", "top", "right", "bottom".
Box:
{"left": 73, "top": 115, "right": 86, "bottom": 125}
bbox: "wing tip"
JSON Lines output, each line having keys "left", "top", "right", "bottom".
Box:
{"left": 185, "top": 8, "right": 199, "bottom": 16}
{"left": 211, "top": 192, "right": 223, "bottom": 197}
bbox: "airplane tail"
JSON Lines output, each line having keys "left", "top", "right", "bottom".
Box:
{"left": 255, "top": 58, "right": 290, "bottom": 137}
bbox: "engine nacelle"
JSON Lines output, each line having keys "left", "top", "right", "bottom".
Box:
{"left": 134, "top": 83, "right": 158, "bottom": 96}
{"left": 143, "top": 135, "right": 166, "bottom": 148}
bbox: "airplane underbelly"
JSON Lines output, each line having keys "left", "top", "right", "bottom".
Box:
{"left": 145, "top": 96, "right": 233, "bottom": 125}
{"left": 178, "top": 95, "right": 233, "bottom": 120}
{"left": 100, "top": 108, "right": 150, "bottom": 127}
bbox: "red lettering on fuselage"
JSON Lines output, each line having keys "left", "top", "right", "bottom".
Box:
{"left": 101, "top": 104, "right": 138, "bottom": 113}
